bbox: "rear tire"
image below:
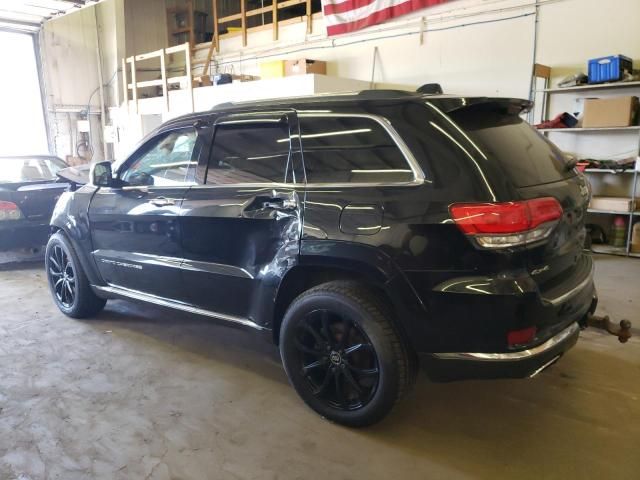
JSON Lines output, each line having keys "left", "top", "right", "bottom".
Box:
{"left": 45, "top": 232, "right": 106, "bottom": 318}
{"left": 280, "top": 281, "right": 413, "bottom": 427}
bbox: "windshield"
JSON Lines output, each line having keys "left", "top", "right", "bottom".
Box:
{"left": 0, "top": 156, "right": 67, "bottom": 183}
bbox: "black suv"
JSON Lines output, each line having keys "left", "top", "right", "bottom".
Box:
{"left": 46, "top": 91, "right": 595, "bottom": 426}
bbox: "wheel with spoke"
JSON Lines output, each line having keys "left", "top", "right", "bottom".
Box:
{"left": 280, "top": 281, "right": 414, "bottom": 427}
{"left": 45, "top": 232, "right": 106, "bottom": 318}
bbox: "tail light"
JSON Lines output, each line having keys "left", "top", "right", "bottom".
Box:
{"left": 450, "top": 197, "right": 563, "bottom": 249}
{"left": 0, "top": 201, "right": 24, "bottom": 221}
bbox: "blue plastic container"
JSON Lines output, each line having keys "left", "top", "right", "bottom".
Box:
{"left": 588, "top": 55, "right": 633, "bottom": 84}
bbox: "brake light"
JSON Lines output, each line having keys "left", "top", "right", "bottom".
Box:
{"left": 0, "top": 201, "right": 24, "bottom": 221}
{"left": 450, "top": 197, "right": 562, "bottom": 249}
{"left": 507, "top": 326, "right": 537, "bottom": 347}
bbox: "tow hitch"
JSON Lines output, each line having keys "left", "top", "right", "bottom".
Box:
{"left": 583, "top": 314, "right": 632, "bottom": 343}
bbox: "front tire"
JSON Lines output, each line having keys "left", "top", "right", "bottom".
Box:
{"left": 280, "top": 281, "right": 413, "bottom": 427}
{"left": 45, "top": 232, "right": 106, "bottom": 318}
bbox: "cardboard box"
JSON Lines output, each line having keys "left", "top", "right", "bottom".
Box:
{"left": 285, "top": 59, "right": 327, "bottom": 76}
{"left": 582, "top": 96, "right": 639, "bottom": 128}
{"left": 589, "top": 196, "right": 637, "bottom": 212}
{"left": 260, "top": 60, "right": 285, "bottom": 79}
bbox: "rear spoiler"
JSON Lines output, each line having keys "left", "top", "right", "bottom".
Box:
{"left": 430, "top": 97, "right": 533, "bottom": 115}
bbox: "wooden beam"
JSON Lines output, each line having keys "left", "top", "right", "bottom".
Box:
{"left": 188, "top": 0, "right": 195, "bottom": 49}
{"left": 121, "top": 57, "right": 128, "bottom": 109}
{"left": 240, "top": 0, "right": 247, "bottom": 47}
{"left": 185, "top": 43, "right": 194, "bottom": 112}
{"left": 166, "top": 43, "right": 189, "bottom": 55}
{"left": 160, "top": 50, "right": 169, "bottom": 111}
{"left": 213, "top": 0, "right": 219, "bottom": 55}
{"left": 130, "top": 56, "right": 137, "bottom": 113}
{"left": 278, "top": 0, "right": 305, "bottom": 9}
{"left": 246, "top": 5, "right": 272, "bottom": 17}
{"left": 202, "top": 36, "right": 216, "bottom": 77}
{"left": 128, "top": 80, "right": 164, "bottom": 89}
{"left": 306, "top": 0, "right": 311, "bottom": 34}
{"left": 272, "top": 0, "right": 278, "bottom": 41}
{"left": 218, "top": 12, "right": 242, "bottom": 23}
{"left": 134, "top": 49, "right": 164, "bottom": 61}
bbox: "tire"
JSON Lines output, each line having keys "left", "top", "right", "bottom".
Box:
{"left": 279, "top": 280, "right": 414, "bottom": 427}
{"left": 45, "top": 231, "right": 106, "bottom": 318}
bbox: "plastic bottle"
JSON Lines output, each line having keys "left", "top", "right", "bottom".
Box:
{"left": 611, "top": 216, "right": 627, "bottom": 247}
{"left": 632, "top": 222, "right": 640, "bottom": 253}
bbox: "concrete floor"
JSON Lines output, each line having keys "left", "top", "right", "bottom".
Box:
{"left": 0, "top": 255, "right": 639, "bottom": 480}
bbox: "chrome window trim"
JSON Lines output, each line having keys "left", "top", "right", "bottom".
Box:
{"left": 431, "top": 322, "right": 579, "bottom": 362}
{"left": 190, "top": 112, "right": 427, "bottom": 190}
{"left": 541, "top": 262, "right": 595, "bottom": 307}
{"left": 93, "top": 285, "right": 265, "bottom": 330}
{"left": 296, "top": 112, "right": 426, "bottom": 187}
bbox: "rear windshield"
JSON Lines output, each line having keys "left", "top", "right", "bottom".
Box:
{"left": 0, "top": 157, "right": 66, "bottom": 183}
{"left": 449, "top": 109, "right": 575, "bottom": 187}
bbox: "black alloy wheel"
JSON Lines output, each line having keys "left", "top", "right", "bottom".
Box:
{"left": 45, "top": 232, "right": 106, "bottom": 318}
{"left": 294, "top": 308, "right": 380, "bottom": 411}
{"left": 48, "top": 244, "right": 76, "bottom": 308}
{"left": 280, "top": 281, "right": 413, "bottom": 427}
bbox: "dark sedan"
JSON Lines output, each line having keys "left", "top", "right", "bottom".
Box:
{"left": 0, "top": 155, "right": 68, "bottom": 251}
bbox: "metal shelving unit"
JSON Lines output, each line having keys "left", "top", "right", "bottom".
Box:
{"left": 536, "top": 80, "right": 640, "bottom": 258}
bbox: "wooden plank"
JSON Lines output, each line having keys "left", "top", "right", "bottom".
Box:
{"left": 306, "top": 0, "right": 311, "bottom": 34}
{"left": 160, "top": 50, "right": 169, "bottom": 111}
{"left": 121, "top": 57, "right": 128, "bottom": 109}
{"left": 246, "top": 5, "right": 271, "bottom": 17}
{"left": 186, "top": 45, "right": 194, "bottom": 112}
{"left": 188, "top": 0, "right": 195, "bottom": 49}
{"left": 202, "top": 33, "right": 216, "bottom": 77}
{"left": 272, "top": 0, "right": 278, "bottom": 41}
{"left": 128, "top": 80, "right": 163, "bottom": 88}
{"left": 135, "top": 49, "right": 164, "bottom": 61}
{"left": 165, "top": 43, "right": 189, "bottom": 55}
{"left": 278, "top": 0, "right": 305, "bottom": 9}
{"left": 218, "top": 12, "right": 242, "bottom": 22}
{"left": 167, "top": 76, "right": 189, "bottom": 84}
{"left": 534, "top": 63, "right": 551, "bottom": 79}
{"left": 130, "top": 56, "right": 137, "bottom": 113}
{"left": 213, "top": 0, "right": 219, "bottom": 56}
{"left": 240, "top": 0, "right": 247, "bottom": 47}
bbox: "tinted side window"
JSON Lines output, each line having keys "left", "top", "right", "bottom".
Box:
{"left": 300, "top": 116, "right": 413, "bottom": 184}
{"left": 121, "top": 128, "right": 198, "bottom": 186}
{"left": 206, "top": 121, "right": 290, "bottom": 185}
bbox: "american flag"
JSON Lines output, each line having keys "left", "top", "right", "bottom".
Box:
{"left": 322, "top": 0, "right": 450, "bottom": 36}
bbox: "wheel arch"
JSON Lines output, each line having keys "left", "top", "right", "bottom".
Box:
{"left": 271, "top": 241, "right": 429, "bottom": 352}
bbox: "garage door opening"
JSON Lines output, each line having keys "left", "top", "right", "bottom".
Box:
{"left": 0, "top": 31, "right": 48, "bottom": 156}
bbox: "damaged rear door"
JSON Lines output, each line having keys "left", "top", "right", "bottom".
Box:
{"left": 179, "top": 110, "right": 303, "bottom": 328}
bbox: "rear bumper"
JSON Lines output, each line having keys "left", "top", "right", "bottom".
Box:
{"left": 422, "top": 322, "right": 580, "bottom": 381}
{"left": 0, "top": 222, "right": 50, "bottom": 250}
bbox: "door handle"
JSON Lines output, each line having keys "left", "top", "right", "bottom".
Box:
{"left": 262, "top": 198, "right": 298, "bottom": 211}
{"left": 149, "top": 197, "right": 176, "bottom": 207}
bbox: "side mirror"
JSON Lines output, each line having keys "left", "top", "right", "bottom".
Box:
{"left": 91, "top": 161, "right": 114, "bottom": 187}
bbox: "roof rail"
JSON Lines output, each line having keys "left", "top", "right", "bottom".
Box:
{"left": 356, "top": 89, "right": 416, "bottom": 99}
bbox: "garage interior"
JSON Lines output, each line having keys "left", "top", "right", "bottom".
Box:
{"left": 1, "top": 0, "right": 640, "bottom": 478}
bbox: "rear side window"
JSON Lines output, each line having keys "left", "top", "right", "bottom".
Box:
{"left": 449, "top": 109, "right": 575, "bottom": 187}
{"left": 299, "top": 116, "right": 413, "bottom": 184}
{"left": 206, "top": 120, "right": 290, "bottom": 185}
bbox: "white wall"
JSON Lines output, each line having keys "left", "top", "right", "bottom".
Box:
{"left": 40, "top": 0, "right": 125, "bottom": 162}
{"left": 206, "top": 0, "right": 537, "bottom": 99}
